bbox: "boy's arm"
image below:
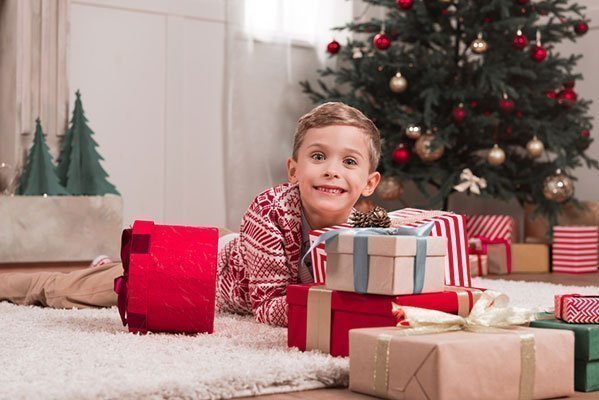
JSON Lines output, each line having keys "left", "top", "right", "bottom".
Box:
{"left": 241, "top": 203, "right": 293, "bottom": 327}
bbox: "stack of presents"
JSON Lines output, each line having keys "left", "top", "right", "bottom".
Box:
{"left": 466, "top": 214, "right": 599, "bottom": 276}
{"left": 287, "top": 208, "right": 599, "bottom": 398}
{"left": 114, "top": 211, "right": 598, "bottom": 399}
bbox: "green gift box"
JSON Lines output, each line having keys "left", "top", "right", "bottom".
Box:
{"left": 531, "top": 318, "right": 599, "bottom": 391}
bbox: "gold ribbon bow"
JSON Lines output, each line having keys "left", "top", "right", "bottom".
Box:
{"left": 373, "top": 291, "right": 546, "bottom": 400}
{"left": 453, "top": 168, "right": 487, "bottom": 195}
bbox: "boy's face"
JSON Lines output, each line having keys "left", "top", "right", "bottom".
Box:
{"left": 286, "top": 125, "right": 381, "bottom": 227}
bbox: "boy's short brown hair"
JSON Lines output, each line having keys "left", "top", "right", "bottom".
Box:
{"left": 292, "top": 102, "right": 381, "bottom": 172}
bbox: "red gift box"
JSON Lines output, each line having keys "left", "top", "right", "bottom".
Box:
{"left": 555, "top": 294, "right": 599, "bottom": 323}
{"left": 114, "top": 220, "right": 218, "bottom": 334}
{"left": 286, "top": 284, "right": 483, "bottom": 357}
{"left": 552, "top": 226, "right": 598, "bottom": 274}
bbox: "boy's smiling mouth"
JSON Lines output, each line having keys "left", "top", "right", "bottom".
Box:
{"left": 314, "top": 185, "right": 347, "bottom": 195}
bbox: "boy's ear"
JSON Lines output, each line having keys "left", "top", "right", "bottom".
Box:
{"left": 361, "top": 171, "right": 381, "bottom": 197}
{"left": 286, "top": 157, "right": 298, "bottom": 184}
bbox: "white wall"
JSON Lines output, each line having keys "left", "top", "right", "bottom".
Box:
{"left": 69, "top": 0, "right": 226, "bottom": 227}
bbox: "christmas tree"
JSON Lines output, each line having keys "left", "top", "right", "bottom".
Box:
{"left": 17, "top": 118, "right": 68, "bottom": 196}
{"left": 302, "top": 0, "right": 597, "bottom": 227}
{"left": 57, "top": 90, "right": 119, "bottom": 195}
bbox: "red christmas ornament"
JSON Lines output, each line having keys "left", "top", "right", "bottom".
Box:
{"left": 392, "top": 145, "right": 410, "bottom": 165}
{"left": 545, "top": 90, "right": 557, "bottom": 99}
{"left": 326, "top": 40, "right": 340, "bottom": 54}
{"left": 483, "top": 17, "right": 492, "bottom": 23}
{"left": 516, "top": 111, "right": 523, "bottom": 118}
{"left": 471, "top": 101, "right": 478, "bottom": 108}
{"left": 499, "top": 97, "right": 516, "bottom": 114}
{"left": 374, "top": 32, "right": 391, "bottom": 50}
{"left": 452, "top": 104, "right": 467, "bottom": 124}
{"left": 558, "top": 88, "right": 577, "bottom": 107}
{"left": 512, "top": 30, "right": 528, "bottom": 50}
{"left": 396, "top": 0, "right": 413, "bottom": 10}
{"left": 564, "top": 81, "right": 575, "bottom": 89}
{"left": 516, "top": 0, "right": 529, "bottom": 4}
{"left": 575, "top": 21, "right": 589, "bottom": 35}
{"left": 530, "top": 44, "right": 547, "bottom": 62}
{"left": 581, "top": 130, "right": 591, "bottom": 138}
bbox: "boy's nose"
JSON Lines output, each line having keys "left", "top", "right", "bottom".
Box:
{"left": 323, "top": 170, "right": 340, "bottom": 179}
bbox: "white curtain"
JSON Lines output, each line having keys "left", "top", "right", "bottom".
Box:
{"left": 224, "top": 0, "right": 354, "bottom": 228}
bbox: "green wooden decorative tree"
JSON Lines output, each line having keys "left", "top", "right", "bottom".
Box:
{"left": 57, "top": 90, "right": 119, "bottom": 195}
{"left": 17, "top": 118, "right": 68, "bottom": 196}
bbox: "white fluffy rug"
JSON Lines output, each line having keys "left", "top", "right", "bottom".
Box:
{"left": 1, "top": 278, "right": 598, "bottom": 400}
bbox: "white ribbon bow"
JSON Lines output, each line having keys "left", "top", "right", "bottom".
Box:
{"left": 453, "top": 168, "right": 487, "bottom": 195}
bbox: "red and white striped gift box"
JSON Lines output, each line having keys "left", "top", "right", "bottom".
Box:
{"left": 466, "top": 215, "right": 516, "bottom": 242}
{"left": 552, "top": 226, "right": 598, "bottom": 274}
{"left": 308, "top": 224, "right": 351, "bottom": 284}
{"left": 554, "top": 294, "right": 599, "bottom": 323}
{"left": 388, "top": 208, "right": 471, "bottom": 287}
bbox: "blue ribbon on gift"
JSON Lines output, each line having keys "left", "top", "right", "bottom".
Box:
{"left": 301, "top": 222, "right": 435, "bottom": 294}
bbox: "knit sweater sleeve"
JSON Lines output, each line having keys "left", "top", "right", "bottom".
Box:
{"left": 240, "top": 197, "right": 292, "bottom": 327}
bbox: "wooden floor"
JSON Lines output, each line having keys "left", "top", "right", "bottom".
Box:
{"left": 250, "top": 272, "right": 599, "bottom": 400}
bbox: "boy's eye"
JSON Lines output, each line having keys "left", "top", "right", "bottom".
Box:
{"left": 311, "top": 152, "right": 325, "bottom": 161}
{"left": 344, "top": 158, "right": 357, "bottom": 166}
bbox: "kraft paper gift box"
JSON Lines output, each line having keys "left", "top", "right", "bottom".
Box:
{"left": 114, "top": 220, "right": 218, "bottom": 334}
{"left": 309, "top": 208, "right": 471, "bottom": 288}
{"left": 470, "top": 236, "right": 512, "bottom": 274}
{"left": 511, "top": 243, "right": 550, "bottom": 273}
{"left": 469, "top": 253, "right": 488, "bottom": 277}
{"left": 552, "top": 226, "right": 599, "bottom": 274}
{"left": 349, "top": 327, "right": 574, "bottom": 400}
{"left": 325, "top": 229, "right": 446, "bottom": 296}
{"left": 531, "top": 318, "right": 599, "bottom": 392}
{"left": 388, "top": 208, "right": 470, "bottom": 287}
{"left": 286, "top": 284, "right": 484, "bottom": 357}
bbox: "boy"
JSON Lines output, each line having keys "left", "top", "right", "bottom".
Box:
{"left": 216, "top": 102, "right": 381, "bottom": 326}
{"left": 0, "top": 102, "right": 381, "bottom": 327}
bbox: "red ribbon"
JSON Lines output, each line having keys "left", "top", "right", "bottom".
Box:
{"left": 473, "top": 236, "right": 512, "bottom": 274}
{"left": 476, "top": 254, "right": 483, "bottom": 277}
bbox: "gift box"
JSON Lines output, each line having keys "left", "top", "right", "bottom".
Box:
{"left": 511, "top": 243, "right": 550, "bottom": 273}
{"left": 349, "top": 326, "right": 574, "bottom": 400}
{"left": 552, "top": 226, "right": 599, "bottom": 274}
{"left": 470, "top": 237, "right": 511, "bottom": 274}
{"left": 576, "top": 360, "right": 599, "bottom": 392}
{"left": 555, "top": 294, "right": 599, "bottom": 323}
{"left": 114, "top": 220, "right": 218, "bottom": 334}
{"left": 531, "top": 318, "right": 599, "bottom": 392}
{"left": 308, "top": 224, "right": 350, "bottom": 284}
{"left": 326, "top": 228, "right": 446, "bottom": 295}
{"left": 286, "top": 284, "right": 483, "bottom": 357}
{"left": 388, "top": 208, "right": 470, "bottom": 287}
{"left": 469, "top": 253, "right": 488, "bottom": 277}
{"left": 466, "top": 214, "right": 518, "bottom": 242}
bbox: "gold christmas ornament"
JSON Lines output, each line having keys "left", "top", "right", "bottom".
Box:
{"left": 389, "top": 72, "right": 408, "bottom": 93}
{"left": 487, "top": 144, "right": 506, "bottom": 166}
{"left": 543, "top": 169, "right": 574, "bottom": 203}
{"left": 374, "top": 175, "right": 404, "bottom": 201}
{"left": 405, "top": 125, "right": 422, "bottom": 139}
{"left": 471, "top": 32, "right": 489, "bottom": 54}
{"left": 414, "top": 133, "right": 444, "bottom": 162}
{"left": 526, "top": 136, "right": 544, "bottom": 158}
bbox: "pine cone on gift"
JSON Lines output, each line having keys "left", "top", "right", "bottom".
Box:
{"left": 350, "top": 205, "right": 391, "bottom": 228}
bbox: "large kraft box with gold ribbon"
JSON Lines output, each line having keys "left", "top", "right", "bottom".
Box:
{"left": 286, "top": 284, "right": 483, "bottom": 357}
{"left": 326, "top": 230, "right": 446, "bottom": 295}
{"left": 349, "top": 327, "right": 574, "bottom": 400}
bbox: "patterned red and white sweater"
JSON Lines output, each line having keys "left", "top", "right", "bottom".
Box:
{"left": 216, "top": 183, "right": 304, "bottom": 327}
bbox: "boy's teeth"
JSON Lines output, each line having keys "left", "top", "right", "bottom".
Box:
{"left": 318, "top": 187, "right": 342, "bottom": 194}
